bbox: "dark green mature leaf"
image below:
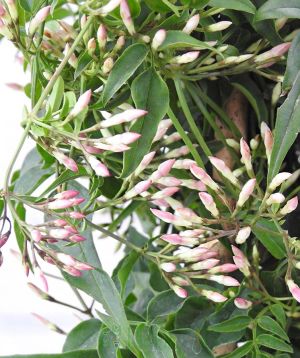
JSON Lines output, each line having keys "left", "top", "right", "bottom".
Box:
{"left": 257, "top": 316, "right": 289, "bottom": 342}
{"left": 122, "top": 68, "right": 169, "bottom": 177}
{"left": 135, "top": 324, "right": 174, "bottom": 358}
{"left": 283, "top": 33, "right": 300, "bottom": 91}
{"left": 268, "top": 73, "right": 300, "bottom": 180}
{"left": 1, "top": 350, "right": 99, "bottom": 358}
{"left": 222, "top": 341, "right": 253, "bottom": 358}
{"left": 14, "top": 165, "right": 52, "bottom": 195}
{"left": 63, "top": 319, "right": 102, "bottom": 352}
{"left": 270, "top": 304, "right": 286, "bottom": 328}
{"left": 172, "top": 329, "right": 214, "bottom": 358}
{"left": 208, "top": 316, "right": 251, "bottom": 333}
{"left": 102, "top": 44, "right": 149, "bottom": 105}
{"left": 144, "top": 0, "right": 170, "bottom": 12}
{"left": 252, "top": 219, "right": 286, "bottom": 259}
{"left": 74, "top": 51, "right": 92, "bottom": 79}
{"left": 98, "top": 327, "right": 119, "bottom": 358}
{"left": 209, "top": 0, "right": 256, "bottom": 13}
{"left": 255, "top": 0, "right": 300, "bottom": 20}
{"left": 256, "top": 334, "right": 293, "bottom": 353}
{"left": 147, "top": 289, "right": 186, "bottom": 321}
{"left": 116, "top": 250, "right": 140, "bottom": 297}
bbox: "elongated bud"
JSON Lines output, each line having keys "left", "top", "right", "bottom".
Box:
{"left": 190, "top": 258, "right": 220, "bottom": 270}
{"left": 190, "top": 164, "right": 220, "bottom": 191}
{"left": 255, "top": 43, "right": 291, "bottom": 63}
{"left": 237, "top": 179, "right": 256, "bottom": 208}
{"left": 172, "top": 276, "right": 189, "bottom": 286}
{"left": 201, "top": 289, "right": 227, "bottom": 303}
{"left": 153, "top": 118, "right": 172, "bottom": 142}
{"left": 69, "top": 235, "right": 86, "bottom": 243}
{"left": 268, "top": 172, "right": 292, "bottom": 191}
{"left": 151, "top": 187, "right": 179, "bottom": 200}
{"left": 56, "top": 253, "right": 76, "bottom": 266}
{"left": 163, "top": 132, "right": 181, "bottom": 145}
{"left": 171, "top": 285, "right": 188, "bottom": 298}
{"left": 180, "top": 229, "right": 205, "bottom": 238}
{"left": 32, "top": 313, "right": 65, "bottom": 334}
{"left": 250, "top": 136, "right": 259, "bottom": 151}
{"left": 28, "top": 283, "right": 50, "bottom": 300}
{"left": 100, "top": 109, "right": 147, "bottom": 128}
{"left": 208, "top": 263, "right": 238, "bottom": 274}
{"left": 206, "top": 274, "right": 240, "bottom": 287}
{"left": 176, "top": 247, "right": 217, "bottom": 262}
{"left": 134, "top": 151, "right": 156, "bottom": 177}
{"left": 102, "top": 57, "right": 114, "bottom": 74}
{"left": 115, "top": 35, "right": 125, "bottom": 51}
{"left": 124, "top": 180, "right": 152, "bottom": 200}
{"left": 240, "top": 138, "right": 252, "bottom": 173}
{"left": 234, "top": 297, "right": 252, "bottom": 309}
{"left": 180, "top": 179, "right": 206, "bottom": 191}
{"left": 31, "top": 229, "right": 42, "bottom": 243}
{"left": 70, "top": 89, "right": 92, "bottom": 118}
{"left": 36, "top": 268, "right": 48, "bottom": 292}
{"left": 266, "top": 193, "right": 285, "bottom": 205}
{"left": 226, "top": 138, "right": 240, "bottom": 151}
{"left": 287, "top": 279, "right": 300, "bottom": 302}
{"left": 48, "top": 199, "right": 73, "bottom": 210}
{"left": 64, "top": 211, "right": 85, "bottom": 219}
{"left": 164, "top": 145, "right": 190, "bottom": 158}
{"left": 156, "top": 177, "right": 182, "bottom": 187}
{"left": 98, "top": 0, "right": 122, "bottom": 14}
{"left": 235, "top": 227, "right": 251, "bottom": 244}
{"left": 173, "top": 159, "right": 196, "bottom": 170}
{"left": 231, "top": 245, "right": 250, "bottom": 277}
{"left": 54, "top": 190, "right": 79, "bottom": 200}
{"left": 183, "top": 14, "right": 200, "bottom": 34}
{"left": 70, "top": 198, "right": 85, "bottom": 206}
{"left": 87, "top": 37, "right": 96, "bottom": 56}
{"left": 0, "top": 18, "right": 13, "bottom": 39}
{"left": 176, "top": 207, "right": 203, "bottom": 224}
{"left": 261, "top": 122, "right": 273, "bottom": 163}
{"left": 87, "top": 155, "right": 110, "bottom": 177}
{"left": 29, "top": 6, "right": 51, "bottom": 35}
{"left": 161, "top": 234, "right": 198, "bottom": 246}
{"left": 205, "top": 21, "right": 232, "bottom": 32}
{"left": 64, "top": 43, "right": 77, "bottom": 68}
{"left": 209, "top": 156, "right": 239, "bottom": 186}
{"left": 150, "top": 208, "right": 175, "bottom": 224}
{"left": 280, "top": 196, "right": 298, "bottom": 215}
{"left": 52, "top": 151, "right": 78, "bottom": 172}
{"left": 199, "top": 192, "right": 219, "bottom": 217}
{"left": 152, "top": 29, "right": 166, "bottom": 50}
{"left": 120, "top": 0, "right": 135, "bottom": 35}
{"left": 160, "top": 262, "right": 176, "bottom": 272}
{"left": 48, "top": 228, "right": 72, "bottom": 239}
{"left": 170, "top": 51, "right": 200, "bottom": 64}
{"left": 150, "top": 159, "right": 175, "bottom": 181}
{"left": 63, "top": 266, "right": 82, "bottom": 276}
{"left": 97, "top": 24, "right": 107, "bottom": 49}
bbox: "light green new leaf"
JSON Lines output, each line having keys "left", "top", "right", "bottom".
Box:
{"left": 208, "top": 316, "right": 251, "bottom": 333}
{"left": 256, "top": 0, "right": 300, "bottom": 20}
{"left": 268, "top": 72, "right": 300, "bottom": 180}
{"left": 135, "top": 324, "right": 174, "bottom": 358}
{"left": 257, "top": 316, "right": 289, "bottom": 342}
{"left": 102, "top": 43, "right": 149, "bottom": 105}
{"left": 283, "top": 32, "right": 300, "bottom": 91}
{"left": 121, "top": 68, "right": 169, "bottom": 177}
{"left": 209, "top": 0, "right": 256, "bottom": 14}
{"left": 256, "top": 334, "right": 293, "bottom": 353}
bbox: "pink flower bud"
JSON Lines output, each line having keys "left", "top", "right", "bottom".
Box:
{"left": 52, "top": 151, "right": 78, "bottom": 172}
{"left": 176, "top": 207, "right": 203, "bottom": 224}
{"left": 161, "top": 234, "right": 198, "bottom": 246}
{"left": 54, "top": 190, "right": 79, "bottom": 200}
{"left": 183, "top": 14, "right": 200, "bottom": 34}
{"left": 48, "top": 228, "right": 71, "bottom": 239}
{"left": 160, "top": 262, "right": 176, "bottom": 272}
{"left": 171, "top": 51, "right": 200, "bottom": 64}
{"left": 70, "top": 198, "right": 85, "bottom": 206}
{"left": 73, "top": 261, "right": 94, "bottom": 271}
{"left": 255, "top": 43, "right": 291, "bottom": 63}
{"left": 29, "top": 6, "right": 51, "bottom": 35}
{"left": 180, "top": 179, "right": 206, "bottom": 191}
{"left": 152, "top": 29, "right": 167, "bottom": 50}
{"left": 240, "top": 138, "right": 252, "bottom": 172}
{"left": 70, "top": 89, "right": 92, "bottom": 118}
{"left": 153, "top": 119, "right": 172, "bottom": 142}
{"left": 87, "top": 156, "right": 111, "bottom": 177}
{"left": 52, "top": 219, "right": 68, "bottom": 227}
{"left": 206, "top": 275, "right": 240, "bottom": 287}
{"left": 150, "top": 159, "right": 175, "bottom": 181}
{"left": 37, "top": 268, "right": 49, "bottom": 292}
{"left": 47, "top": 199, "right": 74, "bottom": 210}
{"left": 176, "top": 247, "right": 213, "bottom": 262}
{"left": 120, "top": 0, "right": 135, "bottom": 35}
{"left": 97, "top": 24, "right": 107, "bottom": 49}
{"left": 172, "top": 276, "right": 189, "bottom": 286}
{"left": 65, "top": 211, "right": 85, "bottom": 219}
{"left": 150, "top": 208, "right": 175, "bottom": 224}
{"left": 208, "top": 263, "right": 238, "bottom": 274}
{"left": 172, "top": 285, "right": 188, "bottom": 298}
{"left": 87, "top": 37, "right": 96, "bottom": 56}
{"left": 134, "top": 151, "right": 156, "bottom": 176}
{"left": 199, "top": 192, "right": 219, "bottom": 218}
{"left": 69, "top": 235, "right": 86, "bottom": 242}
{"left": 98, "top": 0, "right": 122, "bottom": 14}
{"left": 266, "top": 193, "right": 285, "bottom": 205}
{"left": 202, "top": 289, "right": 227, "bottom": 303}
{"left": 105, "top": 132, "right": 141, "bottom": 146}
{"left": 63, "top": 266, "right": 82, "bottom": 277}
{"left": 280, "top": 196, "right": 298, "bottom": 215}
{"left": 165, "top": 145, "right": 191, "bottom": 158}
{"left": 190, "top": 259, "right": 220, "bottom": 270}
{"left": 235, "top": 226, "right": 251, "bottom": 244}
{"left": 64, "top": 43, "right": 77, "bottom": 68}
{"left": 231, "top": 245, "right": 250, "bottom": 277}
{"left": 234, "top": 297, "right": 252, "bottom": 309}
{"left": 173, "top": 159, "right": 196, "bottom": 170}
{"left": 56, "top": 253, "right": 76, "bottom": 266}
{"left": 124, "top": 179, "right": 152, "bottom": 200}
{"left": 31, "top": 230, "right": 42, "bottom": 243}
{"left": 209, "top": 156, "right": 239, "bottom": 186}
{"left": 287, "top": 279, "right": 300, "bottom": 302}
{"left": 100, "top": 109, "right": 147, "bottom": 128}
{"left": 261, "top": 122, "right": 273, "bottom": 164}
{"left": 28, "top": 283, "right": 49, "bottom": 299}
{"left": 156, "top": 177, "right": 182, "bottom": 187}
{"left": 269, "top": 172, "right": 292, "bottom": 191}
{"left": 237, "top": 179, "right": 256, "bottom": 208}
{"left": 180, "top": 229, "right": 205, "bottom": 238}
{"left": 190, "top": 164, "right": 220, "bottom": 191}
{"left": 151, "top": 187, "right": 179, "bottom": 200}
{"left": 163, "top": 133, "right": 182, "bottom": 145}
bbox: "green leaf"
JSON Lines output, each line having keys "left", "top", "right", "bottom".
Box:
{"left": 74, "top": 51, "right": 93, "bottom": 79}
{"left": 268, "top": 72, "right": 300, "bottom": 180}
{"left": 209, "top": 0, "right": 256, "bottom": 13}
{"left": 1, "top": 350, "right": 99, "bottom": 358}
{"left": 135, "top": 324, "right": 174, "bottom": 358}
{"left": 257, "top": 316, "right": 289, "bottom": 342}
{"left": 147, "top": 289, "right": 186, "bottom": 321}
{"left": 144, "top": 0, "right": 170, "bottom": 12}
{"left": 222, "top": 341, "right": 253, "bottom": 358}
{"left": 102, "top": 43, "right": 149, "bottom": 105}
{"left": 122, "top": 68, "right": 169, "bottom": 177}
{"left": 98, "top": 327, "right": 119, "bottom": 358}
{"left": 255, "top": 0, "right": 300, "bottom": 21}
{"left": 48, "top": 76, "right": 64, "bottom": 112}
{"left": 63, "top": 319, "right": 102, "bottom": 352}
{"left": 283, "top": 33, "right": 300, "bottom": 91}
{"left": 256, "top": 334, "right": 293, "bottom": 353}
{"left": 208, "top": 316, "right": 251, "bottom": 333}
{"left": 18, "top": 0, "right": 46, "bottom": 14}
{"left": 252, "top": 219, "right": 286, "bottom": 259}
{"left": 270, "top": 304, "right": 286, "bottom": 328}
{"left": 115, "top": 250, "right": 140, "bottom": 297}
{"left": 172, "top": 329, "right": 214, "bottom": 358}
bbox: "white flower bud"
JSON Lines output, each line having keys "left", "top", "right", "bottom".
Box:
{"left": 235, "top": 227, "right": 251, "bottom": 244}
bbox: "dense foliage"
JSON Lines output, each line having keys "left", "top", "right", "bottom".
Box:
{"left": 1, "top": 0, "right": 300, "bottom": 357}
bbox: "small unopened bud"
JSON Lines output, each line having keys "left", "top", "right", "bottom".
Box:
{"left": 176, "top": 207, "right": 202, "bottom": 224}
{"left": 180, "top": 179, "right": 206, "bottom": 191}
{"left": 201, "top": 289, "right": 227, "bottom": 302}
{"left": 199, "top": 192, "right": 219, "bottom": 218}
{"left": 65, "top": 211, "right": 85, "bottom": 219}
{"left": 280, "top": 196, "right": 298, "bottom": 215}
{"left": 100, "top": 109, "right": 147, "bottom": 128}
{"left": 208, "top": 263, "right": 238, "bottom": 274}
{"left": 52, "top": 151, "right": 78, "bottom": 172}
{"left": 97, "top": 24, "right": 107, "bottom": 49}
{"left": 54, "top": 190, "right": 79, "bottom": 200}
{"left": 190, "top": 259, "right": 220, "bottom": 270}
{"left": 209, "top": 156, "right": 239, "bottom": 186}
{"left": 240, "top": 138, "right": 252, "bottom": 173}
{"left": 170, "top": 51, "right": 200, "bottom": 64}
{"left": 87, "top": 38, "right": 96, "bottom": 56}
{"left": 120, "top": 0, "right": 135, "bottom": 35}
{"left": 36, "top": 268, "right": 48, "bottom": 292}
{"left": 172, "top": 285, "right": 188, "bottom": 298}
{"left": 266, "top": 193, "right": 285, "bottom": 206}
{"left": 134, "top": 151, "right": 156, "bottom": 177}
{"left": 226, "top": 138, "right": 240, "bottom": 151}
{"left": 32, "top": 313, "right": 65, "bottom": 334}
{"left": 161, "top": 234, "right": 198, "bottom": 246}
{"left": 190, "top": 164, "right": 220, "bottom": 191}
{"left": 63, "top": 266, "right": 82, "bottom": 276}
{"left": 31, "top": 230, "right": 42, "bottom": 243}
{"left": 151, "top": 187, "right": 179, "bottom": 200}
{"left": 156, "top": 176, "right": 182, "bottom": 187}
{"left": 173, "top": 159, "right": 196, "bottom": 170}
{"left": 234, "top": 297, "right": 252, "bottom": 309}
{"left": 102, "top": 57, "right": 114, "bottom": 74}
{"left": 250, "top": 136, "right": 259, "bottom": 150}
{"left": 205, "top": 21, "right": 232, "bottom": 32}
{"left": 237, "top": 179, "right": 256, "bottom": 208}
{"left": 124, "top": 180, "right": 152, "bottom": 200}
{"left": 115, "top": 35, "right": 126, "bottom": 51}
{"left": 150, "top": 159, "right": 175, "bottom": 181}
{"left": 269, "top": 172, "right": 292, "bottom": 191}
{"left": 255, "top": 43, "right": 291, "bottom": 63}
{"left": 70, "top": 89, "right": 92, "bottom": 118}
{"left": 282, "top": 169, "right": 300, "bottom": 191}
{"left": 206, "top": 274, "right": 240, "bottom": 287}
{"left": 160, "top": 262, "right": 176, "bottom": 272}
{"left": 153, "top": 118, "right": 172, "bottom": 142}
{"left": 48, "top": 228, "right": 72, "bottom": 239}
{"left": 80, "top": 15, "right": 87, "bottom": 29}
{"left": 287, "top": 279, "right": 300, "bottom": 302}
{"left": 164, "top": 145, "right": 190, "bottom": 158}
{"left": 29, "top": 6, "right": 51, "bottom": 35}
{"left": 150, "top": 208, "right": 175, "bottom": 224}
{"left": 231, "top": 245, "right": 250, "bottom": 277}
{"left": 172, "top": 276, "right": 189, "bottom": 286}
{"left": 87, "top": 155, "right": 110, "bottom": 177}
{"left": 183, "top": 14, "right": 200, "bottom": 34}
{"left": 28, "top": 283, "right": 50, "bottom": 300}
{"left": 152, "top": 29, "right": 166, "bottom": 50}
{"left": 69, "top": 235, "right": 86, "bottom": 243}
{"left": 261, "top": 122, "right": 273, "bottom": 163}
{"left": 98, "top": 0, "right": 122, "bottom": 14}
{"left": 235, "top": 227, "right": 251, "bottom": 244}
